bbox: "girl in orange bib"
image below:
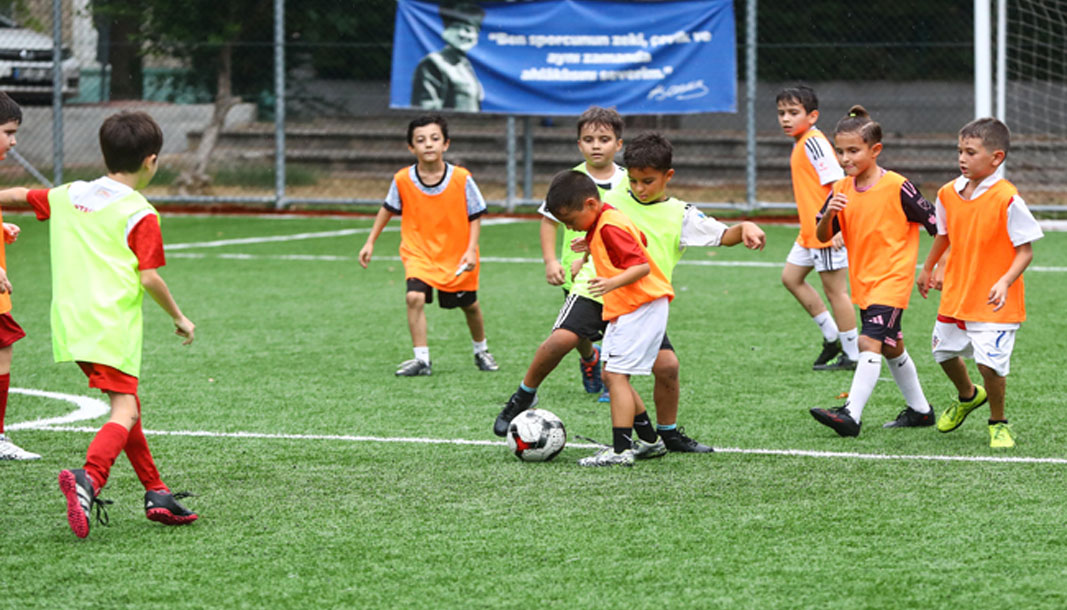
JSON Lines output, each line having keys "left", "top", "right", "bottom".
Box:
{"left": 810, "top": 106, "right": 939, "bottom": 437}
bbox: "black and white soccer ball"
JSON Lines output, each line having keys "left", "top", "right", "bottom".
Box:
{"left": 506, "top": 409, "right": 566, "bottom": 462}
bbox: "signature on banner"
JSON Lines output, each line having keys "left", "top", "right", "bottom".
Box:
{"left": 647, "top": 79, "right": 709, "bottom": 101}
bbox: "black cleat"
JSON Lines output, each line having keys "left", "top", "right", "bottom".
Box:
{"left": 814, "top": 353, "right": 858, "bottom": 371}
{"left": 883, "top": 405, "right": 936, "bottom": 428}
{"left": 810, "top": 405, "right": 861, "bottom": 437}
{"left": 492, "top": 391, "right": 537, "bottom": 437}
{"left": 661, "top": 427, "right": 714, "bottom": 453}
{"left": 812, "top": 340, "right": 842, "bottom": 368}
{"left": 145, "top": 490, "right": 199, "bottom": 525}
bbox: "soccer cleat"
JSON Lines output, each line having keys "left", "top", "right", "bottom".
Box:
{"left": 577, "top": 446, "right": 634, "bottom": 467}
{"left": 810, "top": 405, "right": 861, "bottom": 437}
{"left": 632, "top": 437, "right": 667, "bottom": 460}
{"left": 661, "top": 427, "right": 714, "bottom": 453}
{"left": 812, "top": 339, "right": 842, "bottom": 368}
{"left": 474, "top": 351, "right": 499, "bottom": 372}
{"left": 989, "top": 422, "right": 1015, "bottom": 448}
{"left": 814, "top": 353, "right": 857, "bottom": 371}
{"left": 579, "top": 345, "right": 603, "bottom": 393}
{"left": 883, "top": 405, "right": 936, "bottom": 428}
{"left": 395, "top": 359, "right": 431, "bottom": 377}
{"left": 598, "top": 388, "right": 610, "bottom": 403}
{"left": 0, "top": 434, "right": 41, "bottom": 460}
{"left": 145, "top": 490, "right": 199, "bottom": 526}
{"left": 937, "top": 385, "right": 988, "bottom": 433}
{"left": 492, "top": 392, "right": 538, "bottom": 437}
{"left": 58, "top": 468, "right": 110, "bottom": 539}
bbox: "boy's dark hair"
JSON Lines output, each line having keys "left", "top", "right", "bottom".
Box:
{"left": 623, "top": 132, "right": 672, "bottom": 172}
{"left": 440, "top": 2, "right": 484, "bottom": 28}
{"left": 576, "top": 106, "right": 623, "bottom": 140}
{"left": 834, "top": 104, "right": 883, "bottom": 145}
{"left": 545, "top": 170, "right": 599, "bottom": 217}
{"left": 960, "top": 117, "right": 1011, "bottom": 158}
{"left": 0, "top": 92, "right": 22, "bottom": 125}
{"left": 407, "top": 114, "right": 449, "bottom": 146}
{"left": 776, "top": 85, "right": 818, "bottom": 113}
{"left": 99, "top": 111, "right": 163, "bottom": 174}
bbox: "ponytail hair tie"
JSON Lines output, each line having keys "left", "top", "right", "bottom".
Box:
{"left": 849, "top": 112, "right": 857, "bottom": 117}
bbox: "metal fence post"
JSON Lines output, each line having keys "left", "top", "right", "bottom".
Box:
{"left": 506, "top": 115, "right": 516, "bottom": 212}
{"left": 274, "top": 0, "right": 287, "bottom": 209}
{"left": 523, "top": 116, "right": 533, "bottom": 201}
{"left": 745, "top": 0, "right": 757, "bottom": 213}
{"left": 52, "top": 0, "right": 64, "bottom": 185}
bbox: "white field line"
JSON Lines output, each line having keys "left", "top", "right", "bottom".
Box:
{"left": 20, "top": 423, "right": 1067, "bottom": 465}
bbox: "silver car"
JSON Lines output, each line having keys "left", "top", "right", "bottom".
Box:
{"left": 0, "top": 15, "right": 78, "bottom": 103}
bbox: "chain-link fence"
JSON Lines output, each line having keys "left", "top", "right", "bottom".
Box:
{"left": 0, "top": 0, "right": 1063, "bottom": 211}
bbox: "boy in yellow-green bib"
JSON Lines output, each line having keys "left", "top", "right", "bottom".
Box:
{"left": 1, "top": 111, "right": 197, "bottom": 538}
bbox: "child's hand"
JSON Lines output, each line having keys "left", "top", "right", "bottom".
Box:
{"left": 587, "top": 276, "right": 614, "bottom": 297}
{"left": 456, "top": 250, "right": 477, "bottom": 275}
{"left": 569, "top": 236, "right": 589, "bottom": 253}
{"left": 740, "top": 222, "right": 766, "bottom": 250}
{"left": 930, "top": 264, "right": 945, "bottom": 292}
{"left": 544, "top": 260, "right": 565, "bottom": 286}
{"left": 827, "top": 192, "right": 848, "bottom": 214}
{"left": 174, "top": 315, "right": 195, "bottom": 345}
{"left": 358, "top": 243, "right": 373, "bottom": 268}
{"left": 916, "top": 268, "right": 932, "bottom": 298}
{"left": 988, "top": 280, "right": 1010, "bottom": 311}
{"left": 831, "top": 231, "right": 845, "bottom": 251}
{"left": 0, "top": 266, "right": 11, "bottom": 295}
{"left": 569, "top": 257, "right": 585, "bottom": 281}
{"left": 3, "top": 223, "right": 20, "bottom": 244}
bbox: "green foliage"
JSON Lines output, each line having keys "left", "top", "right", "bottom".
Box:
{"left": 3, "top": 217, "right": 1067, "bottom": 607}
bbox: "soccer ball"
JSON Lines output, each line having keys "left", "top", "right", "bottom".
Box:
{"left": 506, "top": 409, "right": 566, "bottom": 462}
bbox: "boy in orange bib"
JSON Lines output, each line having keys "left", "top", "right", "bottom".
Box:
{"left": 917, "top": 118, "right": 1043, "bottom": 448}
{"left": 810, "top": 106, "right": 939, "bottom": 437}
{"left": 359, "top": 114, "right": 497, "bottom": 376}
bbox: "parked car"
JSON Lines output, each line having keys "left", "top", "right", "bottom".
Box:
{"left": 0, "top": 15, "right": 78, "bottom": 104}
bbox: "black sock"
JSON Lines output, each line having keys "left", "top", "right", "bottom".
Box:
{"left": 633, "top": 412, "right": 657, "bottom": 443}
{"left": 960, "top": 387, "right": 978, "bottom": 403}
{"left": 612, "top": 427, "right": 632, "bottom": 453}
{"left": 989, "top": 419, "right": 1008, "bottom": 425}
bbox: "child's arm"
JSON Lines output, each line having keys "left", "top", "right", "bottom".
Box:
{"left": 815, "top": 192, "right": 846, "bottom": 243}
{"left": 358, "top": 206, "right": 396, "bottom": 268}
{"left": 588, "top": 263, "right": 649, "bottom": 297}
{"left": 720, "top": 221, "right": 766, "bottom": 250}
{"left": 539, "top": 216, "right": 565, "bottom": 286}
{"left": 917, "top": 234, "right": 950, "bottom": 299}
{"left": 988, "top": 243, "right": 1034, "bottom": 312}
{"left": 140, "top": 269, "right": 195, "bottom": 345}
{"left": 0, "top": 187, "right": 29, "bottom": 206}
{"left": 456, "top": 216, "right": 481, "bottom": 273}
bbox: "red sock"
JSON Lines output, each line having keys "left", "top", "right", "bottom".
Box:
{"left": 0, "top": 373, "right": 8, "bottom": 434}
{"left": 83, "top": 422, "right": 129, "bottom": 492}
{"left": 124, "top": 396, "right": 167, "bottom": 493}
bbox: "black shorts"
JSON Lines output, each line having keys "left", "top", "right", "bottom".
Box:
{"left": 659, "top": 332, "right": 674, "bottom": 352}
{"left": 553, "top": 293, "right": 606, "bottom": 341}
{"left": 860, "top": 304, "right": 904, "bottom": 347}
{"left": 406, "top": 278, "right": 476, "bottom": 309}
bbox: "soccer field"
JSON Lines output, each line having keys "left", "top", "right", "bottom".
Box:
{"left": 3, "top": 214, "right": 1067, "bottom": 609}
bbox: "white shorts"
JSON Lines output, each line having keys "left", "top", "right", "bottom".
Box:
{"left": 785, "top": 241, "right": 848, "bottom": 273}
{"left": 603, "top": 297, "right": 669, "bottom": 376}
{"left": 931, "top": 320, "right": 1017, "bottom": 377}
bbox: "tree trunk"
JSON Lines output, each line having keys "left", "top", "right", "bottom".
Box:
{"left": 107, "top": 12, "right": 143, "bottom": 100}
{"left": 174, "top": 43, "right": 238, "bottom": 195}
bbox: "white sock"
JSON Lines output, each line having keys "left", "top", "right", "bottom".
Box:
{"left": 414, "top": 346, "right": 430, "bottom": 365}
{"left": 839, "top": 328, "right": 860, "bottom": 360}
{"left": 887, "top": 350, "right": 931, "bottom": 413}
{"left": 472, "top": 339, "right": 488, "bottom": 354}
{"left": 814, "top": 311, "right": 839, "bottom": 342}
{"left": 844, "top": 351, "right": 883, "bottom": 422}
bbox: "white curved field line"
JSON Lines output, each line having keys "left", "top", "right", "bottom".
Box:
{"left": 5, "top": 387, "right": 110, "bottom": 430}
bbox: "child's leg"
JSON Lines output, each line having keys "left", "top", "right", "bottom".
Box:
{"left": 577, "top": 336, "right": 595, "bottom": 361}
{"left": 977, "top": 364, "right": 1007, "bottom": 421}
{"left": 882, "top": 340, "right": 932, "bottom": 413}
{"left": 123, "top": 395, "right": 167, "bottom": 493}
{"left": 459, "top": 300, "right": 486, "bottom": 343}
{"left": 939, "top": 356, "right": 977, "bottom": 399}
{"left": 603, "top": 370, "right": 636, "bottom": 453}
{"left": 844, "top": 335, "right": 884, "bottom": 422}
{"left": 82, "top": 392, "right": 138, "bottom": 491}
{"left": 782, "top": 263, "right": 835, "bottom": 337}
{"left": 405, "top": 290, "right": 429, "bottom": 349}
{"left": 819, "top": 268, "right": 859, "bottom": 359}
{"left": 523, "top": 328, "right": 580, "bottom": 389}
{"left": 0, "top": 344, "right": 10, "bottom": 433}
{"left": 651, "top": 348, "right": 680, "bottom": 427}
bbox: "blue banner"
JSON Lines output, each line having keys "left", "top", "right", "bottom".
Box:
{"left": 390, "top": 0, "right": 736, "bottom": 115}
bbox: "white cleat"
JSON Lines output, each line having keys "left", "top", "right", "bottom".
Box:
{"left": 0, "top": 434, "right": 41, "bottom": 460}
{"left": 577, "top": 446, "right": 634, "bottom": 467}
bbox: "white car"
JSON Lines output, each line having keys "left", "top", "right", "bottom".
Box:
{"left": 0, "top": 15, "right": 78, "bottom": 103}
